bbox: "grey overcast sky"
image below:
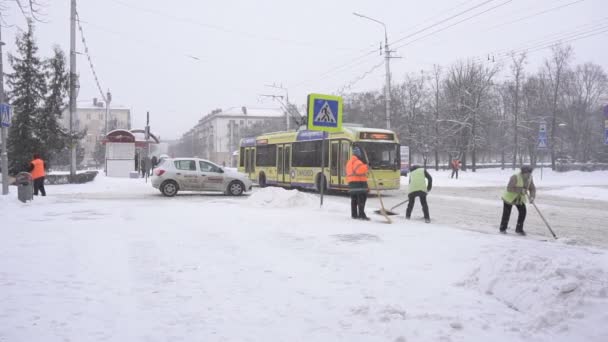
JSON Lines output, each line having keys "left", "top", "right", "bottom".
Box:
{"left": 2, "top": 0, "right": 607, "bottom": 139}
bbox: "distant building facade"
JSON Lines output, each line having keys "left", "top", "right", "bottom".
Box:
{"left": 61, "top": 98, "right": 131, "bottom": 165}
{"left": 179, "top": 106, "right": 286, "bottom": 166}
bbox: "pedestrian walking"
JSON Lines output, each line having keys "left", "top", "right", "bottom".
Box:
{"left": 150, "top": 155, "right": 158, "bottom": 176}
{"left": 29, "top": 153, "right": 46, "bottom": 196}
{"left": 406, "top": 165, "right": 433, "bottom": 223}
{"left": 140, "top": 157, "right": 148, "bottom": 178}
{"left": 346, "top": 146, "right": 370, "bottom": 220}
{"left": 499, "top": 166, "right": 536, "bottom": 235}
{"left": 450, "top": 158, "right": 461, "bottom": 179}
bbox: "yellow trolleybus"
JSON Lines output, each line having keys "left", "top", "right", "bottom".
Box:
{"left": 238, "top": 126, "right": 401, "bottom": 192}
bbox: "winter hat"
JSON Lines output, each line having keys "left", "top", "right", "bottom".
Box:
{"left": 352, "top": 146, "right": 362, "bottom": 157}
{"left": 521, "top": 165, "right": 533, "bottom": 174}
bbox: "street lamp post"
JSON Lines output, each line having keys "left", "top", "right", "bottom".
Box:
{"left": 353, "top": 12, "right": 392, "bottom": 130}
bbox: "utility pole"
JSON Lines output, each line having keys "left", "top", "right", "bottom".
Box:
{"left": 0, "top": 17, "right": 9, "bottom": 195}
{"left": 383, "top": 31, "right": 392, "bottom": 130}
{"left": 69, "top": 0, "right": 77, "bottom": 180}
{"left": 353, "top": 12, "right": 394, "bottom": 130}
{"left": 104, "top": 89, "right": 112, "bottom": 135}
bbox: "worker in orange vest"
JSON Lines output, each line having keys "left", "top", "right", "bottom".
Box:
{"left": 346, "top": 146, "right": 369, "bottom": 220}
{"left": 29, "top": 153, "right": 46, "bottom": 196}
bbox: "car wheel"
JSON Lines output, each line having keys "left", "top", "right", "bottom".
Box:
{"left": 258, "top": 173, "right": 267, "bottom": 188}
{"left": 228, "top": 181, "right": 244, "bottom": 196}
{"left": 161, "top": 180, "right": 178, "bottom": 197}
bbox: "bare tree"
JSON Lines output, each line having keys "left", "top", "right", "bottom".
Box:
{"left": 544, "top": 44, "right": 573, "bottom": 169}
{"left": 509, "top": 52, "right": 527, "bottom": 169}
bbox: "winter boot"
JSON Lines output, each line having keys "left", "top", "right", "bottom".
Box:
{"left": 424, "top": 218, "right": 431, "bottom": 223}
{"left": 515, "top": 224, "right": 526, "bottom": 236}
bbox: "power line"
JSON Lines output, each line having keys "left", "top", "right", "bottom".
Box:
{"left": 336, "top": 61, "right": 385, "bottom": 95}
{"left": 107, "top": 0, "right": 358, "bottom": 51}
{"left": 75, "top": 10, "right": 106, "bottom": 103}
{"left": 473, "top": 18, "right": 608, "bottom": 63}
{"left": 490, "top": 17, "right": 608, "bottom": 57}
{"left": 292, "top": 1, "right": 505, "bottom": 90}
{"left": 392, "top": 0, "right": 514, "bottom": 51}
{"left": 389, "top": 0, "right": 502, "bottom": 46}
{"left": 484, "top": 0, "right": 586, "bottom": 32}
{"left": 76, "top": 18, "right": 204, "bottom": 62}
{"left": 492, "top": 24, "right": 608, "bottom": 64}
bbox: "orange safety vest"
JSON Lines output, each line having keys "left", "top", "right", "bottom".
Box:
{"left": 345, "top": 155, "right": 368, "bottom": 183}
{"left": 31, "top": 158, "right": 45, "bottom": 179}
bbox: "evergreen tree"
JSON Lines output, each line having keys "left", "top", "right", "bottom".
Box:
{"left": 41, "top": 46, "right": 69, "bottom": 165}
{"left": 6, "top": 22, "right": 47, "bottom": 173}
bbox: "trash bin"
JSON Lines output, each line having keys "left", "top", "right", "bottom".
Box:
{"left": 16, "top": 172, "right": 33, "bottom": 203}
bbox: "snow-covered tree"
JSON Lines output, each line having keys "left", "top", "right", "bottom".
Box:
{"left": 6, "top": 22, "right": 46, "bottom": 173}
{"left": 40, "top": 46, "right": 70, "bottom": 165}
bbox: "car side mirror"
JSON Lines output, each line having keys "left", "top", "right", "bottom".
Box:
{"left": 218, "top": 168, "right": 224, "bottom": 173}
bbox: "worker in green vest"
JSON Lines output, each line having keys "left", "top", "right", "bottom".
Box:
{"left": 500, "top": 166, "right": 536, "bottom": 235}
{"left": 406, "top": 165, "right": 433, "bottom": 223}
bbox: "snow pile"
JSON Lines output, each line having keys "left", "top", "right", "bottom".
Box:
{"left": 248, "top": 187, "right": 319, "bottom": 208}
{"left": 544, "top": 186, "right": 608, "bottom": 201}
{"left": 463, "top": 246, "right": 608, "bottom": 339}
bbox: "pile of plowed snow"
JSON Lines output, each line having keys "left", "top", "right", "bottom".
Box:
{"left": 248, "top": 187, "right": 319, "bottom": 208}
{"left": 461, "top": 246, "right": 608, "bottom": 339}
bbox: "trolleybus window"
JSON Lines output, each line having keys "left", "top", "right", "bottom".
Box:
{"left": 256, "top": 145, "right": 276, "bottom": 166}
{"left": 292, "top": 141, "right": 329, "bottom": 167}
{"left": 357, "top": 142, "right": 400, "bottom": 170}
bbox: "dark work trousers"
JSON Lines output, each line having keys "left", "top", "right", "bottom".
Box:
{"left": 33, "top": 177, "right": 46, "bottom": 196}
{"left": 500, "top": 201, "right": 527, "bottom": 231}
{"left": 406, "top": 191, "right": 430, "bottom": 219}
{"left": 350, "top": 193, "right": 368, "bottom": 218}
{"left": 451, "top": 169, "right": 459, "bottom": 179}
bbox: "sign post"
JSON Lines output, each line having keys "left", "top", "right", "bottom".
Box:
{"left": 307, "top": 93, "right": 343, "bottom": 207}
{"left": 0, "top": 103, "right": 11, "bottom": 195}
{"left": 538, "top": 119, "right": 548, "bottom": 180}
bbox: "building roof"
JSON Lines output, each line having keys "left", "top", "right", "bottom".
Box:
{"left": 221, "top": 106, "right": 284, "bottom": 117}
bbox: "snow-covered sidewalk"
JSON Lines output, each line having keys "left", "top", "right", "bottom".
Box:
{"left": 0, "top": 175, "right": 607, "bottom": 342}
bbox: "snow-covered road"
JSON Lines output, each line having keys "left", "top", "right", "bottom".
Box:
{"left": 1, "top": 170, "right": 607, "bottom": 342}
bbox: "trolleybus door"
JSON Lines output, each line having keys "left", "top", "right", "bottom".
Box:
{"left": 243, "top": 147, "right": 255, "bottom": 180}
{"left": 277, "top": 144, "right": 291, "bottom": 184}
{"left": 330, "top": 141, "right": 347, "bottom": 188}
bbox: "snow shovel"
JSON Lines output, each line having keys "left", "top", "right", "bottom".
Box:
{"left": 374, "top": 199, "right": 408, "bottom": 216}
{"left": 531, "top": 201, "right": 558, "bottom": 239}
{"left": 527, "top": 177, "right": 557, "bottom": 240}
{"left": 361, "top": 148, "right": 392, "bottom": 223}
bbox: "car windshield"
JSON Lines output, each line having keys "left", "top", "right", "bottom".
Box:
{"left": 357, "top": 142, "right": 400, "bottom": 170}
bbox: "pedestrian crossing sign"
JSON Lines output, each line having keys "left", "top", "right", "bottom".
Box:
{"left": 307, "top": 93, "right": 342, "bottom": 133}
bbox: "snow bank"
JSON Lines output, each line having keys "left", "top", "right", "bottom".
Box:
{"left": 248, "top": 187, "right": 319, "bottom": 208}
{"left": 462, "top": 245, "right": 608, "bottom": 340}
{"left": 545, "top": 186, "right": 608, "bottom": 201}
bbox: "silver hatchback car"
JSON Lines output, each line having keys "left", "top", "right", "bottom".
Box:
{"left": 152, "top": 158, "right": 253, "bottom": 197}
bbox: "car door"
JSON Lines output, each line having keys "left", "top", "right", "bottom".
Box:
{"left": 173, "top": 160, "right": 201, "bottom": 190}
{"left": 199, "top": 160, "right": 226, "bottom": 192}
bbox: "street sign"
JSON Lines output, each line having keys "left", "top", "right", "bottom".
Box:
{"left": 538, "top": 120, "right": 548, "bottom": 149}
{"left": 604, "top": 119, "right": 608, "bottom": 145}
{"left": 307, "top": 93, "right": 343, "bottom": 133}
{"left": 0, "top": 103, "right": 11, "bottom": 128}
{"left": 604, "top": 104, "right": 608, "bottom": 118}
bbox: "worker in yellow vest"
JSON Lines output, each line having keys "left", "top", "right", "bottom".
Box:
{"left": 29, "top": 153, "right": 47, "bottom": 196}
{"left": 406, "top": 165, "right": 433, "bottom": 223}
{"left": 500, "top": 166, "right": 536, "bottom": 235}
